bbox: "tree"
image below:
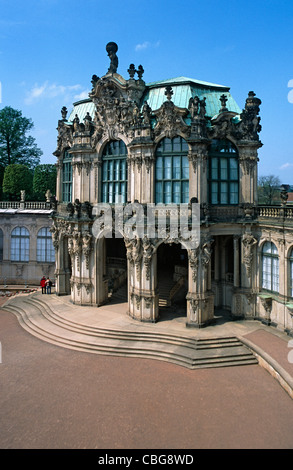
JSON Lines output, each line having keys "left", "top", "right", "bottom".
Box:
{"left": 2, "top": 164, "right": 33, "bottom": 200}
{"left": 33, "top": 164, "right": 57, "bottom": 200}
{"left": 258, "top": 175, "right": 281, "bottom": 205}
{"left": 0, "top": 106, "right": 42, "bottom": 169}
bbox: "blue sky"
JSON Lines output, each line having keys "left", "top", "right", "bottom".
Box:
{"left": 1, "top": 0, "right": 293, "bottom": 183}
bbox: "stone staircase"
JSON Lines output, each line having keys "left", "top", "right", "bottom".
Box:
{"left": 109, "top": 282, "right": 128, "bottom": 303}
{"left": 2, "top": 292, "right": 258, "bottom": 370}
{"left": 158, "top": 275, "right": 184, "bottom": 307}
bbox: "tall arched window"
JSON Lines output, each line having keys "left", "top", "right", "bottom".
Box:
{"left": 37, "top": 227, "right": 55, "bottom": 262}
{"left": 208, "top": 139, "right": 239, "bottom": 205}
{"left": 102, "top": 140, "right": 127, "bottom": 203}
{"left": 289, "top": 248, "right": 293, "bottom": 298}
{"left": 155, "top": 137, "right": 189, "bottom": 203}
{"left": 62, "top": 150, "right": 72, "bottom": 203}
{"left": 11, "top": 227, "right": 30, "bottom": 262}
{"left": 262, "top": 241, "right": 279, "bottom": 292}
{"left": 0, "top": 228, "right": 3, "bottom": 261}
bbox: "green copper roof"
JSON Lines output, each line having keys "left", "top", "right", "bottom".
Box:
{"left": 67, "top": 99, "right": 95, "bottom": 123}
{"left": 143, "top": 76, "right": 241, "bottom": 117}
{"left": 146, "top": 76, "right": 230, "bottom": 89}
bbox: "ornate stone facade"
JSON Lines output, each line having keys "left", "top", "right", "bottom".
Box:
{"left": 51, "top": 42, "right": 293, "bottom": 334}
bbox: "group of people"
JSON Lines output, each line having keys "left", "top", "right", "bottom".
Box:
{"left": 40, "top": 276, "right": 53, "bottom": 294}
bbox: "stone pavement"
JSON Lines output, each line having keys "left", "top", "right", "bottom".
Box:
{"left": 0, "top": 289, "right": 293, "bottom": 449}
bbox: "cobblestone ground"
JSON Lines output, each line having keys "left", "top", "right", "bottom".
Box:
{"left": 0, "top": 303, "right": 293, "bottom": 450}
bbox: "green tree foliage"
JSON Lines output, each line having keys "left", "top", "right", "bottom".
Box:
{"left": 0, "top": 106, "right": 42, "bottom": 169}
{"left": 258, "top": 175, "right": 281, "bottom": 205}
{"left": 33, "top": 164, "right": 57, "bottom": 199}
{"left": 2, "top": 164, "right": 33, "bottom": 200}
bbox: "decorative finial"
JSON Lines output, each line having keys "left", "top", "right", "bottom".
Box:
{"left": 165, "top": 85, "right": 173, "bottom": 101}
{"left": 128, "top": 64, "right": 136, "bottom": 79}
{"left": 61, "top": 106, "right": 67, "bottom": 120}
{"left": 106, "top": 42, "right": 118, "bottom": 74}
{"left": 137, "top": 65, "right": 144, "bottom": 80}
{"left": 219, "top": 94, "right": 228, "bottom": 113}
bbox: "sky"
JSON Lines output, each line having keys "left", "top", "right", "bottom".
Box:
{"left": 1, "top": 0, "right": 293, "bottom": 183}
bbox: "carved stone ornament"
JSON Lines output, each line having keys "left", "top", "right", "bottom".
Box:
{"left": 188, "top": 147, "right": 208, "bottom": 173}
{"left": 153, "top": 87, "right": 189, "bottom": 139}
{"left": 142, "top": 236, "right": 155, "bottom": 280}
{"left": 54, "top": 119, "right": 73, "bottom": 155}
{"left": 124, "top": 236, "right": 143, "bottom": 275}
{"left": 208, "top": 91, "right": 262, "bottom": 143}
{"left": 242, "top": 233, "right": 258, "bottom": 277}
{"left": 89, "top": 71, "right": 146, "bottom": 141}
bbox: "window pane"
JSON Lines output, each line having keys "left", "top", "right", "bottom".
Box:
{"left": 182, "top": 181, "right": 189, "bottom": 203}
{"left": 220, "top": 182, "right": 228, "bottom": 204}
{"left": 173, "top": 156, "right": 181, "bottom": 179}
{"left": 230, "top": 158, "right": 238, "bottom": 180}
{"left": 101, "top": 141, "right": 127, "bottom": 203}
{"left": 156, "top": 182, "right": 163, "bottom": 203}
{"left": 209, "top": 139, "right": 239, "bottom": 205}
{"left": 164, "top": 157, "right": 172, "bottom": 179}
{"left": 173, "top": 181, "right": 180, "bottom": 203}
{"left": 211, "top": 182, "right": 218, "bottom": 204}
{"left": 164, "top": 181, "right": 172, "bottom": 203}
{"left": 230, "top": 182, "right": 239, "bottom": 204}
{"left": 220, "top": 158, "right": 228, "bottom": 179}
{"left": 156, "top": 157, "right": 163, "bottom": 179}
{"left": 182, "top": 156, "right": 189, "bottom": 179}
{"left": 211, "top": 158, "right": 218, "bottom": 179}
{"left": 155, "top": 138, "right": 188, "bottom": 203}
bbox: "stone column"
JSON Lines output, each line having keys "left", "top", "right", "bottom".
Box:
{"left": 233, "top": 235, "right": 240, "bottom": 288}
{"left": 186, "top": 236, "right": 214, "bottom": 328}
{"left": 188, "top": 143, "right": 209, "bottom": 204}
{"left": 238, "top": 146, "right": 260, "bottom": 205}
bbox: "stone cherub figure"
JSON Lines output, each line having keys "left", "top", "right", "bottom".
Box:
{"left": 106, "top": 42, "right": 118, "bottom": 74}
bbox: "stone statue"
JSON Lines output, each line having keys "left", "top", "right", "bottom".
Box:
{"left": 106, "top": 42, "right": 118, "bottom": 74}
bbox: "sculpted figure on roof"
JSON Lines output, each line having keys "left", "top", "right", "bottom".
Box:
{"left": 106, "top": 42, "right": 118, "bottom": 74}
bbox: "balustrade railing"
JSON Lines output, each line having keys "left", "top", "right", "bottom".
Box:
{"left": 0, "top": 201, "right": 51, "bottom": 210}
{"left": 257, "top": 205, "right": 293, "bottom": 220}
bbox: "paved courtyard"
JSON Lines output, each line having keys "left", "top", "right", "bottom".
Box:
{"left": 0, "top": 293, "right": 293, "bottom": 449}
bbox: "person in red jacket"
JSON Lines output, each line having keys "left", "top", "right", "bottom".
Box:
{"left": 40, "top": 276, "right": 46, "bottom": 294}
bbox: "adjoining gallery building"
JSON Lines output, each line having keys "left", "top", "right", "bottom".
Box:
{"left": 51, "top": 42, "right": 293, "bottom": 333}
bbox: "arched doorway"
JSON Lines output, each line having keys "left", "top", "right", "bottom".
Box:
{"left": 106, "top": 237, "right": 127, "bottom": 303}
{"left": 156, "top": 242, "right": 188, "bottom": 317}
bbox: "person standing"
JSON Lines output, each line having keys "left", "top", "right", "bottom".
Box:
{"left": 40, "top": 276, "right": 46, "bottom": 294}
{"left": 46, "top": 277, "right": 52, "bottom": 294}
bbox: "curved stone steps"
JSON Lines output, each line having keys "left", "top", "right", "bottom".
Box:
{"left": 2, "top": 293, "right": 258, "bottom": 370}
{"left": 25, "top": 296, "right": 243, "bottom": 351}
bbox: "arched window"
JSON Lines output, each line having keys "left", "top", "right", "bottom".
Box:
{"left": 62, "top": 150, "right": 72, "bottom": 203}
{"left": 0, "top": 228, "right": 3, "bottom": 261}
{"left": 11, "top": 227, "right": 30, "bottom": 262}
{"left": 102, "top": 140, "right": 127, "bottom": 203}
{"left": 289, "top": 248, "right": 293, "bottom": 298}
{"left": 37, "top": 227, "right": 55, "bottom": 262}
{"left": 262, "top": 241, "right": 279, "bottom": 292}
{"left": 208, "top": 139, "right": 239, "bottom": 205}
{"left": 155, "top": 137, "right": 189, "bottom": 203}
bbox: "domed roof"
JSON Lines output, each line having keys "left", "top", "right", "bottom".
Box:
{"left": 66, "top": 75, "right": 241, "bottom": 124}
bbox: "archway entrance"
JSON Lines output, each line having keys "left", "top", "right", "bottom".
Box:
{"left": 105, "top": 237, "right": 127, "bottom": 303}
{"left": 157, "top": 242, "right": 188, "bottom": 318}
